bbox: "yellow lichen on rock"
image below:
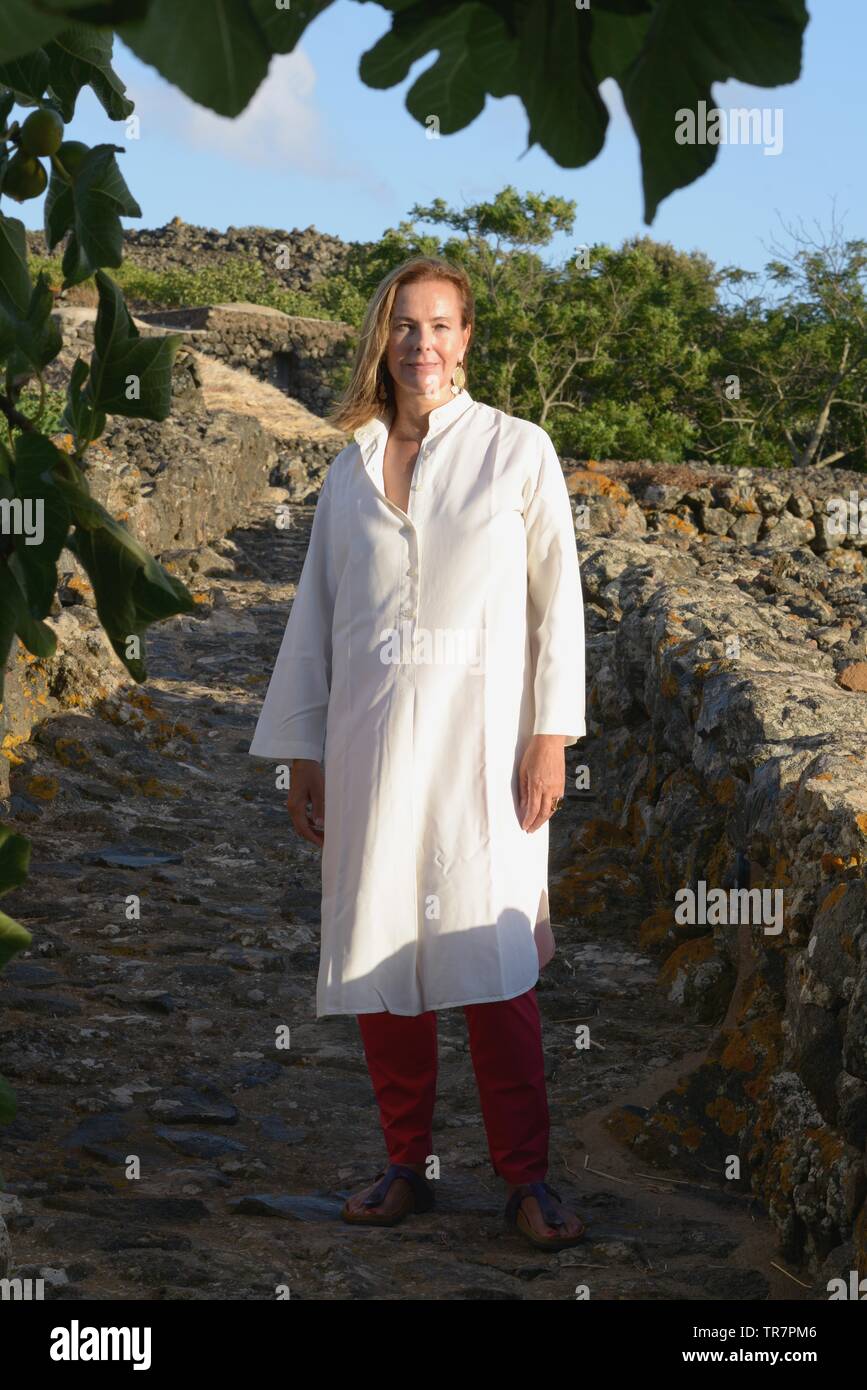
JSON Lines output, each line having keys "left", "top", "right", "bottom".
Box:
{"left": 26, "top": 774, "right": 60, "bottom": 800}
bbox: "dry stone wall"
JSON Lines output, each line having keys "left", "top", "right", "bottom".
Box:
{"left": 27, "top": 221, "right": 362, "bottom": 413}
{"left": 56, "top": 300, "right": 355, "bottom": 418}
{"left": 557, "top": 457, "right": 867, "bottom": 1281}
{"left": 0, "top": 347, "right": 279, "bottom": 803}
{"left": 134, "top": 304, "right": 355, "bottom": 415}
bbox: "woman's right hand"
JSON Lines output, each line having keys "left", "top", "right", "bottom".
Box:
{"left": 287, "top": 759, "right": 325, "bottom": 849}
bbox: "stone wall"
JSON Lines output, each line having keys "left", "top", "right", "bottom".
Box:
{"left": 56, "top": 301, "right": 355, "bottom": 418}
{"left": 0, "top": 349, "right": 279, "bottom": 804}
{"left": 558, "top": 456, "right": 867, "bottom": 1282}
{"left": 139, "top": 304, "right": 354, "bottom": 415}
{"left": 565, "top": 456, "right": 867, "bottom": 558}
{"left": 27, "top": 220, "right": 362, "bottom": 414}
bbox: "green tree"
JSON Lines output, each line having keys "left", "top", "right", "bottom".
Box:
{"left": 375, "top": 189, "right": 723, "bottom": 461}
{"left": 356, "top": 193, "right": 867, "bottom": 470}
{"left": 708, "top": 214, "right": 867, "bottom": 469}
{"left": 546, "top": 236, "right": 722, "bottom": 460}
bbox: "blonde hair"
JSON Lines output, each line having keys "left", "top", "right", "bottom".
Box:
{"left": 325, "top": 255, "right": 475, "bottom": 434}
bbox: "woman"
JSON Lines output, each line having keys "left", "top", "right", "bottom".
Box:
{"left": 249, "top": 255, "right": 587, "bottom": 1251}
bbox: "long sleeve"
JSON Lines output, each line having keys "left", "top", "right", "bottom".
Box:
{"left": 524, "top": 430, "right": 586, "bottom": 745}
{"left": 248, "top": 470, "right": 336, "bottom": 762}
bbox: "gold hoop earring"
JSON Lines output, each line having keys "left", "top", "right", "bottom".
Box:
{"left": 451, "top": 362, "right": 466, "bottom": 395}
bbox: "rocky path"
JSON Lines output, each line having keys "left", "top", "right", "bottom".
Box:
{"left": 0, "top": 498, "right": 809, "bottom": 1302}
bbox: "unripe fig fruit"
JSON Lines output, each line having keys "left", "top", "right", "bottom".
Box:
{"left": 19, "top": 108, "right": 64, "bottom": 157}
{"left": 54, "top": 140, "right": 90, "bottom": 181}
{"left": 3, "top": 151, "right": 48, "bottom": 201}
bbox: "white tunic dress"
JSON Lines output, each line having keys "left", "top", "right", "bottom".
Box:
{"left": 248, "top": 389, "right": 586, "bottom": 1017}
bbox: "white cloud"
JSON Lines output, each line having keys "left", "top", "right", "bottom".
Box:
{"left": 124, "top": 47, "right": 388, "bottom": 191}
{"left": 180, "top": 50, "right": 321, "bottom": 170}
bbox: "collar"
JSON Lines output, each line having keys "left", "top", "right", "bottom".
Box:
{"left": 353, "top": 388, "right": 475, "bottom": 456}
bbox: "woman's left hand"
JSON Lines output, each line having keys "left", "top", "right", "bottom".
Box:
{"left": 518, "top": 734, "right": 567, "bottom": 832}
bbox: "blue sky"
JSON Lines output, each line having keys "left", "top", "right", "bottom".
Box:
{"left": 17, "top": 1, "right": 864, "bottom": 280}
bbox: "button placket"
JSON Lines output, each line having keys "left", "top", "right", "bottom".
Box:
{"left": 356, "top": 408, "right": 457, "bottom": 639}
{"left": 414, "top": 439, "right": 428, "bottom": 492}
{"left": 401, "top": 522, "right": 419, "bottom": 626}
{"left": 407, "top": 440, "right": 429, "bottom": 629}
{"left": 409, "top": 447, "right": 423, "bottom": 610}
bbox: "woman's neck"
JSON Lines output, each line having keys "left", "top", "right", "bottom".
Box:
{"left": 390, "top": 388, "right": 452, "bottom": 442}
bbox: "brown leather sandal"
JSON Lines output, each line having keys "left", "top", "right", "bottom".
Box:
{"left": 505, "top": 1180, "right": 587, "bottom": 1250}
{"left": 340, "top": 1163, "right": 436, "bottom": 1226}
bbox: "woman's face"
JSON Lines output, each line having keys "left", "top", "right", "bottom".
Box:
{"left": 385, "top": 279, "right": 471, "bottom": 408}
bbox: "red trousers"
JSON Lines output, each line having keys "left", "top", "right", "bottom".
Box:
{"left": 356, "top": 986, "right": 549, "bottom": 1186}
